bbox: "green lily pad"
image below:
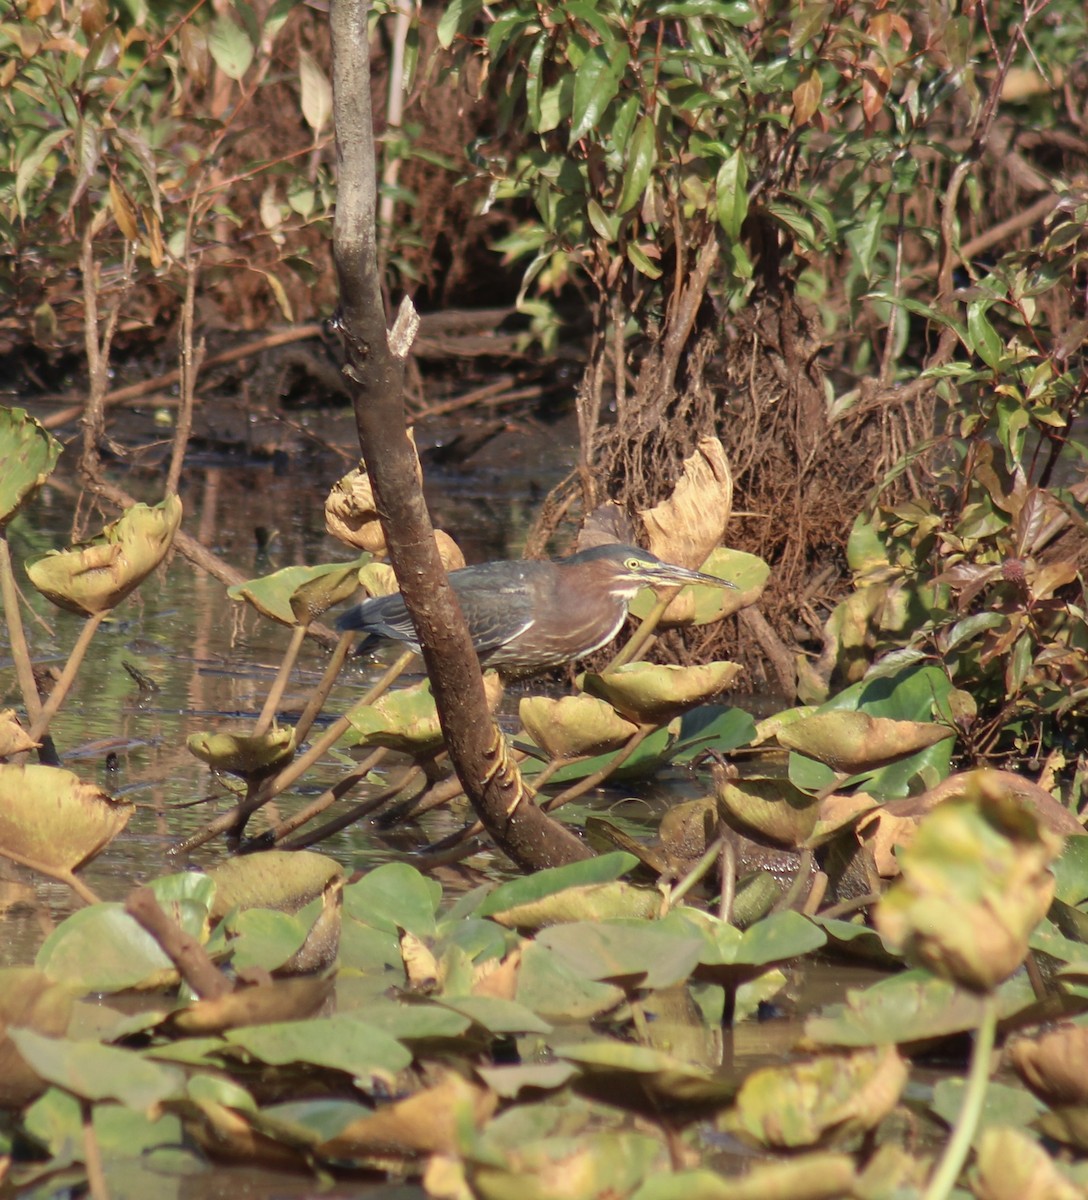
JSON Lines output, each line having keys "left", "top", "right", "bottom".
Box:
{"left": 344, "top": 862, "right": 442, "bottom": 938}
{"left": 535, "top": 920, "right": 704, "bottom": 990}
{"left": 26, "top": 495, "right": 182, "bottom": 616}
{"left": 208, "top": 849, "right": 343, "bottom": 919}
{"left": 479, "top": 853, "right": 637, "bottom": 919}
{"left": 224, "top": 1015, "right": 410, "bottom": 1084}
{"left": 0, "top": 406, "right": 62, "bottom": 528}
{"left": 228, "top": 556, "right": 370, "bottom": 626}
{"left": 187, "top": 727, "right": 296, "bottom": 779}
{"left": 778, "top": 710, "right": 952, "bottom": 772}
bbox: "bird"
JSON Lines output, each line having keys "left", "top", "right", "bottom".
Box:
{"left": 336, "top": 543, "right": 737, "bottom": 673}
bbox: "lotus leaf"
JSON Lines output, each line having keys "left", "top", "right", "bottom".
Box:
{"left": 580, "top": 661, "right": 741, "bottom": 724}
{"left": 227, "top": 555, "right": 369, "bottom": 625}
{"left": 317, "top": 1072, "right": 494, "bottom": 1158}
{"left": 519, "top": 693, "right": 639, "bottom": 759}
{"left": 874, "top": 775, "right": 1062, "bottom": 992}
{"left": 638, "top": 436, "right": 733, "bottom": 572}
{"left": 0, "top": 406, "right": 62, "bottom": 528}
{"left": 0, "top": 763, "right": 131, "bottom": 873}
{"left": 187, "top": 727, "right": 296, "bottom": 778}
{"left": 345, "top": 673, "right": 502, "bottom": 754}
{"left": 0, "top": 969, "right": 74, "bottom": 1108}
{"left": 777, "top": 710, "right": 952, "bottom": 772}
{"left": 26, "top": 494, "right": 182, "bottom": 616}
{"left": 208, "top": 848, "right": 343, "bottom": 919}
{"left": 973, "top": 1126, "right": 1083, "bottom": 1200}
{"left": 724, "top": 1045, "right": 908, "bottom": 1149}
{"left": 0, "top": 709, "right": 37, "bottom": 758}
{"left": 715, "top": 772, "right": 820, "bottom": 847}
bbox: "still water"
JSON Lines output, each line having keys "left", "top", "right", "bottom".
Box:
{"left": 1, "top": 410, "right": 581, "bottom": 959}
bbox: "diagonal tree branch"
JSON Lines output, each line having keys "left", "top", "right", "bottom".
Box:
{"left": 328, "top": 0, "right": 589, "bottom": 870}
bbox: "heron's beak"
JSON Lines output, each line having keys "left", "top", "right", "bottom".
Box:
{"left": 649, "top": 564, "right": 738, "bottom": 590}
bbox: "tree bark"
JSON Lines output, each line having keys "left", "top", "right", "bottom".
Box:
{"left": 329, "top": 0, "right": 590, "bottom": 870}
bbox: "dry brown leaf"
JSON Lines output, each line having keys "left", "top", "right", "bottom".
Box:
{"left": 638, "top": 436, "right": 733, "bottom": 569}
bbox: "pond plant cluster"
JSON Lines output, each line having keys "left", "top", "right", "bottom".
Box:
{"left": 3, "top": 405, "right": 1088, "bottom": 1197}
{"left": 5, "top": 0, "right": 1088, "bottom": 1196}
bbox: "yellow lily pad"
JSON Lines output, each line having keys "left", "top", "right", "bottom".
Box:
{"left": 26, "top": 494, "right": 182, "bottom": 617}
{"left": 346, "top": 673, "right": 503, "bottom": 755}
{"left": 0, "top": 710, "right": 38, "bottom": 759}
{"left": 519, "top": 694, "right": 639, "bottom": 759}
{"left": 0, "top": 763, "right": 132, "bottom": 873}
{"left": 715, "top": 774, "right": 820, "bottom": 848}
{"left": 580, "top": 661, "right": 741, "bottom": 724}
{"left": 777, "top": 710, "right": 952, "bottom": 772}
{"left": 187, "top": 727, "right": 296, "bottom": 778}
{"left": 228, "top": 556, "right": 370, "bottom": 626}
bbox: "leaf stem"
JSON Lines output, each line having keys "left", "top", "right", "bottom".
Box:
{"left": 28, "top": 611, "right": 107, "bottom": 744}
{"left": 923, "top": 991, "right": 998, "bottom": 1200}
{"left": 0, "top": 536, "right": 42, "bottom": 724}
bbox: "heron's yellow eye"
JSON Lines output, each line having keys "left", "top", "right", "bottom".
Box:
{"left": 625, "top": 557, "right": 642, "bottom": 571}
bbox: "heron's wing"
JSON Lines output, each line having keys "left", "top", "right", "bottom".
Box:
{"left": 336, "top": 592, "right": 417, "bottom": 644}
{"left": 450, "top": 568, "right": 537, "bottom": 655}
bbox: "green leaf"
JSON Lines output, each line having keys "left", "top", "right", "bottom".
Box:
{"left": 715, "top": 149, "right": 748, "bottom": 239}
{"left": 570, "top": 44, "right": 629, "bottom": 143}
{"left": 343, "top": 862, "right": 441, "bottom": 937}
{"left": 626, "top": 242, "right": 662, "bottom": 279}
{"left": 0, "top": 406, "right": 61, "bottom": 527}
{"left": 479, "top": 852, "right": 637, "bottom": 917}
{"left": 224, "top": 1016, "right": 411, "bottom": 1081}
{"left": 616, "top": 114, "right": 656, "bottom": 215}
{"left": 966, "top": 300, "right": 1004, "bottom": 369}
{"left": 525, "top": 34, "right": 547, "bottom": 130}
{"left": 438, "top": 0, "right": 483, "bottom": 48}
{"left": 207, "top": 13, "right": 253, "bottom": 80}
{"left": 10, "top": 1031, "right": 184, "bottom": 1110}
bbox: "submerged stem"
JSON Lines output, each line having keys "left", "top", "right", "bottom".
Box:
{"left": 28, "top": 610, "right": 107, "bottom": 743}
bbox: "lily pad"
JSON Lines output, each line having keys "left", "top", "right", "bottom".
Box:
{"left": 0, "top": 763, "right": 132, "bottom": 873}
{"left": 580, "top": 661, "right": 742, "bottom": 724}
{"left": 0, "top": 406, "right": 62, "bottom": 528}
{"left": 345, "top": 674, "right": 503, "bottom": 754}
{"left": 519, "top": 693, "right": 639, "bottom": 759}
{"left": 208, "top": 849, "right": 344, "bottom": 919}
{"left": 0, "top": 969, "right": 74, "bottom": 1108}
{"left": 187, "top": 727, "right": 296, "bottom": 779}
{"left": 26, "top": 494, "right": 182, "bottom": 616}
{"left": 778, "top": 710, "right": 952, "bottom": 772}
{"left": 228, "top": 556, "right": 370, "bottom": 626}
{"left": 715, "top": 773, "right": 820, "bottom": 847}
{"left": 723, "top": 1045, "right": 908, "bottom": 1149}
{"left": 0, "top": 709, "right": 37, "bottom": 758}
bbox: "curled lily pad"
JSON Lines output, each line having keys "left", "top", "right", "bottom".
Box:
{"left": 777, "top": 710, "right": 952, "bottom": 773}
{"left": 346, "top": 673, "right": 503, "bottom": 755}
{"left": 714, "top": 771, "right": 820, "bottom": 848}
{"left": 208, "top": 849, "right": 344, "bottom": 920}
{"left": 228, "top": 556, "right": 370, "bottom": 626}
{"left": 0, "top": 709, "right": 37, "bottom": 758}
{"left": 0, "top": 407, "right": 62, "bottom": 528}
{"left": 723, "top": 1046, "right": 908, "bottom": 1149}
{"left": 187, "top": 727, "right": 296, "bottom": 779}
{"left": 325, "top": 463, "right": 464, "bottom": 571}
{"left": 1008, "top": 1023, "right": 1088, "bottom": 1106}
{"left": 519, "top": 694, "right": 639, "bottom": 759}
{"left": 874, "top": 774, "right": 1062, "bottom": 992}
{"left": 0, "top": 763, "right": 131, "bottom": 873}
{"left": 629, "top": 547, "right": 768, "bottom": 627}
{"left": 580, "top": 661, "right": 741, "bottom": 724}
{"left": 357, "top": 561, "right": 399, "bottom": 597}
{"left": 974, "top": 1127, "right": 1083, "bottom": 1200}
{"left": 638, "top": 436, "right": 733, "bottom": 571}
{"left": 26, "top": 494, "right": 182, "bottom": 616}
{"left": 325, "top": 465, "right": 389, "bottom": 553}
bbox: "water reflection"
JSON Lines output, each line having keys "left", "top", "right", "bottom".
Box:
{"left": 1, "top": 425, "right": 575, "bottom": 960}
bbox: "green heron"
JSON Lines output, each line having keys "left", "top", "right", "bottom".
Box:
{"left": 336, "top": 543, "right": 737, "bottom": 672}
